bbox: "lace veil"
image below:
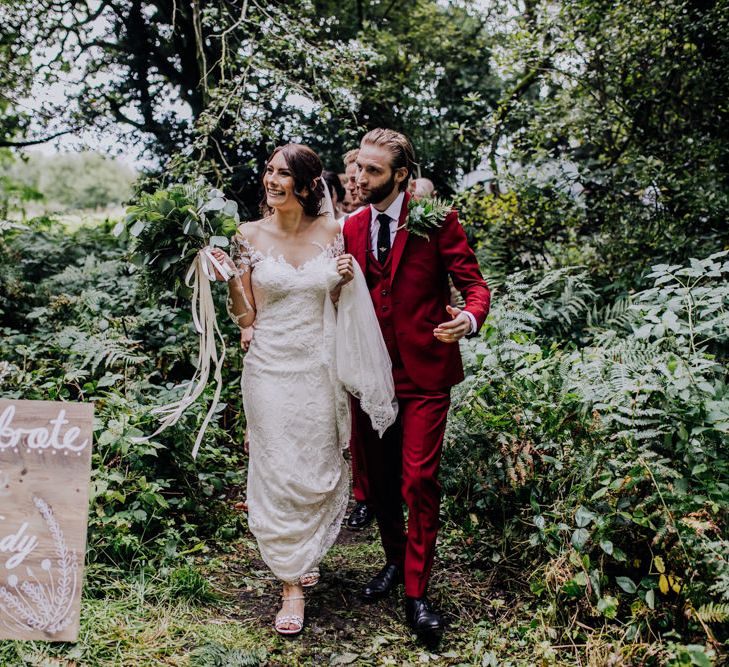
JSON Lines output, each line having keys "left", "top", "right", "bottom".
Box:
{"left": 320, "top": 174, "right": 398, "bottom": 437}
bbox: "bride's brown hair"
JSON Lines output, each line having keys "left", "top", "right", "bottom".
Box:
{"left": 260, "top": 143, "right": 325, "bottom": 217}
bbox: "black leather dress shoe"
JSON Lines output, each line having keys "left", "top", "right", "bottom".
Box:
{"left": 362, "top": 563, "right": 402, "bottom": 600}
{"left": 346, "top": 501, "right": 374, "bottom": 530}
{"left": 405, "top": 597, "right": 444, "bottom": 639}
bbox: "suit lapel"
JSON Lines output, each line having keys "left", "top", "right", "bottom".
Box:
{"left": 354, "top": 210, "right": 369, "bottom": 271}
{"left": 390, "top": 191, "right": 411, "bottom": 280}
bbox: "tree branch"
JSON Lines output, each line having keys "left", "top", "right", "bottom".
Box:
{"left": 0, "top": 127, "right": 79, "bottom": 148}
{"left": 487, "top": 55, "right": 553, "bottom": 189}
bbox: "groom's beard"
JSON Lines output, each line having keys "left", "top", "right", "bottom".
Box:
{"left": 360, "top": 172, "right": 398, "bottom": 206}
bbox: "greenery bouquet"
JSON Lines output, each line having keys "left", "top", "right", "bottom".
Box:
{"left": 115, "top": 182, "right": 241, "bottom": 297}
{"left": 117, "top": 182, "right": 242, "bottom": 459}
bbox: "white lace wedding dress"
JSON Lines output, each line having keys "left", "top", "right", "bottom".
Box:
{"left": 229, "top": 232, "right": 394, "bottom": 585}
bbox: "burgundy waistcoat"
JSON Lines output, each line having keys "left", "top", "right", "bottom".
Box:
{"left": 365, "top": 246, "right": 402, "bottom": 367}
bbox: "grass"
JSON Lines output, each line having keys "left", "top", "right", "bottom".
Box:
{"left": 0, "top": 515, "right": 720, "bottom": 666}
{"left": 8, "top": 205, "right": 126, "bottom": 232}
{"left": 0, "top": 520, "right": 527, "bottom": 666}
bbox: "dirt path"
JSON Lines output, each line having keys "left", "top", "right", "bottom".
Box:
{"left": 198, "top": 504, "right": 519, "bottom": 666}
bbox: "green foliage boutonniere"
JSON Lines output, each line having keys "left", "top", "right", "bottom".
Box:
{"left": 401, "top": 197, "right": 454, "bottom": 239}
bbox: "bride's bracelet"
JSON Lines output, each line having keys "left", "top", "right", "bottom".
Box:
{"left": 230, "top": 310, "right": 254, "bottom": 327}
{"left": 226, "top": 295, "right": 255, "bottom": 324}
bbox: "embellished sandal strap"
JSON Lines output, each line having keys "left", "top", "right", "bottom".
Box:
{"left": 276, "top": 614, "right": 304, "bottom": 623}
{"left": 300, "top": 569, "right": 320, "bottom": 586}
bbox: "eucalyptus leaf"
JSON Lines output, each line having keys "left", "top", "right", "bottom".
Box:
{"left": 222, "top": 199, "right": 238, "bottom": 216}
{"left": 209, "top": 235, "right": 229, "bottom": 248}
{"left": 202, "top": 197, "right": 226, "bottom": 212}
{"left": 129, "top": 220, "right": 146, "bottom": 237}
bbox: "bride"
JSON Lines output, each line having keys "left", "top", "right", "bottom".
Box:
{"left": 209, "top": 143, "right": 395, "bottom": 635}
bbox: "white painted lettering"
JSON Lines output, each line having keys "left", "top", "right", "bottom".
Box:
{"left": 0, "top": 522, "right": 38, "bottom": 569}
{"left": 48, "top": 411, "right": 68, "bottom": 449}
{"left": 0, "top": 406, "right": 89, "bottom": 453}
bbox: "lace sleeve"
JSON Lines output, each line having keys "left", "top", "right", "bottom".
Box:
{"left": 325, "top": 233, "right": 345, "bottom": 259}
{"left": 230, "top": 233, "right": 252, "bottom": 276}
{"left": 227, "top": 233, "right": 257, "bottom": 328}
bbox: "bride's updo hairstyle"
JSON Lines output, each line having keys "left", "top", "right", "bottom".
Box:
{"left": 260, "top": 143, "right": 325, "bottom": 216}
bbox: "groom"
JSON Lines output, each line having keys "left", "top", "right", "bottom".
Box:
{"left": 342, "top": 128, "right": 490, "bottom": 639}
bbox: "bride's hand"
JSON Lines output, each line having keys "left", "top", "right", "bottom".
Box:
{"left": 209, "top": 248, "right": 236, "bottom": 281}
{"left": 336, "top": 253, "right": 354, "bottom": 286}
{"left": 240, "top": 325, "right": 254, "bottom": 351}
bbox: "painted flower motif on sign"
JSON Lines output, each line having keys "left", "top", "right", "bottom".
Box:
{"left": 0, "top": 497, "right": 78, "bottom": 635}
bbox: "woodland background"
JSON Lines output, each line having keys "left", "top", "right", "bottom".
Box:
{"left": 0, "top": 1, "right": 728, "bottom": 665}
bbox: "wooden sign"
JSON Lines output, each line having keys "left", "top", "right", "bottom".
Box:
{"left": 0, "top": 399, "right": 93, "bottom": 642}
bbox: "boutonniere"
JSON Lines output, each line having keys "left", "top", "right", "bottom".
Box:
{"left": 400, "top": 197, "right": 454, "bottom": 239}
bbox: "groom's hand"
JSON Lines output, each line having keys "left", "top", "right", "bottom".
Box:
{"left": 433, "top": 305, "right": 471, "bottom": 343}
{"left": 336, "top": 253, "right": 355, "bottom": 286}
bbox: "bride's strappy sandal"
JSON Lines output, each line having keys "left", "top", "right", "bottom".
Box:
{"left": 274, "top": 594, "right": 305, "bottom": 636}
{"left": 299, "top": 567, "right": 320, "bottom": 588}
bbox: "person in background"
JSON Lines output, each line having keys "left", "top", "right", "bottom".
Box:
{"left": 343, "top": 149, "right": 365, "bottom": 215}
{"left": 322, "top": 170, "right": 347, "bottom": 224}
{"left": 407, "top": 176, "right": 460, "bottom": 308}
{"left": 410, "top": 177, "right": 436, "bottom": 200}
{"left": 341, "top": 148, "right": 375, "bottom": 531}
{"left": 339, "top": 173, "right": 356, "bottom": 213}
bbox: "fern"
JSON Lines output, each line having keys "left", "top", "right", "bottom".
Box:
{"left": 448, "top": 253, "right": 729, "bottom": 618}
{"left": 587, "top": 295, "right": 633, "bottom": 332}
{"left": 695, "top": 602, "right": 729, "bottom": 624}
{"left": 56, "top": 326, "right": 148, "bottom": 373}
{"left": 0, "top": 221, "right": 28, "bottom": 234}
{"left": 189, "top": 643, "right": 266, "bottom": 667}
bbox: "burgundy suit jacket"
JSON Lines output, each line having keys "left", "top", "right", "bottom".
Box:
{"left": 343, "top": 192, "right": 490, "bottom": 391}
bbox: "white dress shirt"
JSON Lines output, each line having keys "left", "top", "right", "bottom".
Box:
{"left": 369, "top": 191, "right": 405, "bottom": 251}
{"left": 340, "top": 205, "right": 367, "bottom": 230}
{"left": 368, "top": 192, "right": 477, "bottom": 334}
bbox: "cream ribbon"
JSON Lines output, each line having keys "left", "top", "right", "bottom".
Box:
{"left": 132, "top": 247, "right": 232, "bottom": 458}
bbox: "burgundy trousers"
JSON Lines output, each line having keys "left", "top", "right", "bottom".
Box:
{"left": 356, "top": 371, "right": 450, "bottom": 598}
{"left": 349, "top": 397, "right": 370, "bottom": 503}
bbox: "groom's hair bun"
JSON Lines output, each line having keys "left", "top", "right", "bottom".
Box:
{"left": 260, "top": 144, "right": 325, "bottom": 216}
{"left": 361, "top": 128, "right": 416, "bottom": 192}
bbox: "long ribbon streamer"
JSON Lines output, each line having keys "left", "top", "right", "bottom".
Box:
{"left": 132, "top": 247, "right": 231, "bottom": 458}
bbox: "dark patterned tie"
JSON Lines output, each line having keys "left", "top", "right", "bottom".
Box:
{"left": 376, "top": 213, "right": 391, "bottom": 264}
